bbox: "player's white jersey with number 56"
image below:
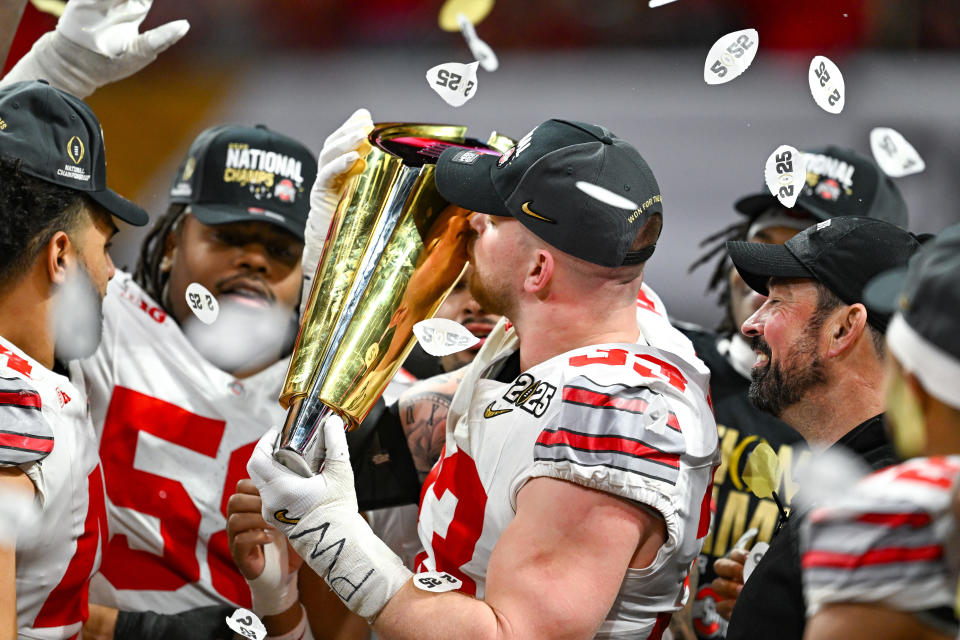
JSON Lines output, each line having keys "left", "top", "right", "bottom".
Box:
{"left": 416, "top": 290, "right": 719, "bottom": 639}
{"left": 78, "top": 273, "right": 289, "bottom": 613}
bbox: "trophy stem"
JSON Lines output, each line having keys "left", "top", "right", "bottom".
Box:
{"left": 276, "top": 398, "right": 335, "bottom": 477}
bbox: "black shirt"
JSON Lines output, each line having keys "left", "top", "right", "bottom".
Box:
{"left": 724, "top": 414, "right": 898, "bottom": 640}
{"left": 677, "top": 325, "right": 807, "bottom": 640}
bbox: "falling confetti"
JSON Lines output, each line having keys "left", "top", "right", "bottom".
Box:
{"left": 764, "top": 144, "right": 808, "bottom": 209}
{"left": 575, "top": 181, "right": 639, "bottom": 210}
{"left": 414, "top": 318, "right": 480, "bottom": 356}
{"left": 439, "top": 0, "right": 494, "bottom": 31}
{"left": 743, "top": 542, "right": 769, "bottom": 582}
{"left": 426, "top": 61, "right": 480, "bottom": 107}
{"left": 458, "top": 13, "right": 499, "bottom": 72}
{"left": 742, "top": 441, "right": 781, "bottom": 499}
{"left": 185, "top": 282, "right": 220, "bottom": 325}
{"left": 870, "top": 127, "right": 925, "bottom": 178}
{"left": 809, "top": 55, "right": 845, "bottom": 114}
{"left": 225, "top": 608, "right": 266, "bottom": 640}
{"left": 704, "top": 29, "right": 759, "bottom": 85}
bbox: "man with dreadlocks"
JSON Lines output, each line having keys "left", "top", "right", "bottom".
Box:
{"left": 679, "top": 146, "right": 910, "bottom": 640}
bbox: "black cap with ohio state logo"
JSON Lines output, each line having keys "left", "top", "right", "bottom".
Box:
{"left": 735, "top": 145, "right": 909, "bottom": 229}
{"left": 169, "top": 124, "right": 317, "bottom": 239}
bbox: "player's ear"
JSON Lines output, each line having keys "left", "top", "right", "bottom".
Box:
{"left": 160, "top": 224, "right": 181, "bottom": 273}
{"left": 46, "top": 231, "right": 74, "bottom": 285}
{"left": 827, "top": 303, "right": 867, "bottom": 357}
{"left": 524, "top": 249, "right": 553, "bottom": 297}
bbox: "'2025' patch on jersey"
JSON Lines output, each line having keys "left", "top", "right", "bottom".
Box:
{"left": 499, "top": 373, "right": 557, "bottom": 418}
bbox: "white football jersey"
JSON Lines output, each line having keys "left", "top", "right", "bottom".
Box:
{"left": 415, "top": 285, "right": 719, "bottom": 639}
{"left": 80, "top": 273, "right": 289, "bottom": 613}
{"left": 1, "top": 336, "right": 106, "bottom": 640}
{"left": 802, "top": 455, "right": 960, "bottom": 618}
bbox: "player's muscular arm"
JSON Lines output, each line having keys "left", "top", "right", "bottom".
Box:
{"left": 805, "top": 603, "right": 953, "bottom": 640}
{"left": 397, "top": 368, "right": 465, "bottom": 480}
{"left": 0, "top": 467, "right": 36, "bottom": 640}
{"left": 374, "top": 477, "right": 664, "bottom": 640}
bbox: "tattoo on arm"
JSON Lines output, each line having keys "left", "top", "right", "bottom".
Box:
{"left": 400, "top": 391, "right": 451, "bottom": 482}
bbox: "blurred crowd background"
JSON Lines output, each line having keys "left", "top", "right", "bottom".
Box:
{"left": 6, "top": 0, "right": 959, "bottom": 326}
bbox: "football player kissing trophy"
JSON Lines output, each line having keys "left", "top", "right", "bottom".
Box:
{"left": 275, "top": 122, "right": 512, "bottom": 476}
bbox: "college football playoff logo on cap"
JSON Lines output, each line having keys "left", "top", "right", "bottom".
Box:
{"left": 182, "top": 156, "right": 196, "bottom": 181}
{"left": 67, "top": 136, "right": 85, "bottom": 164}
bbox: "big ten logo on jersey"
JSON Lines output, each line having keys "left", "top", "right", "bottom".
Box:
{"left": 699, "top": 424, "right": 810, "bottom": 558}
{"left": 568, "top": 347, "right": 687, "bottom": 393}
{"left": 501, "top": 373, "right": 556, "bottom": 418}
{"left": 119, "top": 285, "right": 167, "bottom": 324}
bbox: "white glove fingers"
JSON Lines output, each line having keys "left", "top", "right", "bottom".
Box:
{"left": 318, "top": 129, "right": 370, "bottom": 167}
{"left": 246, "top": 427, "right": 284, "bottom": 489}
{"left": 139, "top": 19, "right": 190, "bottom": 55}
{"left": 321, "top": 109, "right": 373, "bottom": 149}
{"left": 316, "top": 151, "right": 361, "bottom": 187}
{"left": 322, "top": 414, "right": 350, "bottom": 462}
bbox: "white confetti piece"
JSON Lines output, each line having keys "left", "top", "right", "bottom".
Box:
{"left": 764, "top": 144, "right": 807, "bottom": 208}
{"left": 439, "top": 0, "right": 494, "bottom": 31}
{"left": 870, "top": 127, "right": 925, "bottom": 178}
{"left": 732, "top": 527, "right": 759, "bottom": 552}
{"left": 575, "top": 181, "right": 639, "bottom": 210}
{"left": 458, "top": 13, "right": 498, "bottom": 72}
{"left": 414, "top": 318, "right": 479, "bottom": 356}
{"left": 426, "top": 61, "right": 479, "bottom": 107}
{"left": 808, "top": 55, "right": 845, "bottom": 114}
{"left": 225, "top": 608, "right": 266, "bottom": 640}
{"left": 185, "top": 282, "right": 219, "bottom": 325}
{"left": 649, "top": 0, "right": 680, "bottom": 6}
{"left": 703, "top": 29, "right": 759, "bottom": 85}
{"left": 414, "top": 571, "right": 463, "bottom": 593}
{"left": 743, "top": 541, "right": 769, "bottom": 582}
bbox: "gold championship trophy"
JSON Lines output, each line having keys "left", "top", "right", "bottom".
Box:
{"left": 275, "top": 123, "right": 513, "bottom": 476}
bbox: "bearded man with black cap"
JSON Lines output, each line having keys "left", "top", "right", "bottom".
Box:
{"left": 801, "top": 224, "right": 960, "bottom": 640}
{"left": 246, "top": 119, "right": 720, "bottom": 639}
{"left": 716, "top": 216, "right": 921, "bottom": 640}
{"left": 0, "top": 80, "right": 148, "bottom": 639}
{"left": 685, "top": 146, "right": 912, "bottom": 638}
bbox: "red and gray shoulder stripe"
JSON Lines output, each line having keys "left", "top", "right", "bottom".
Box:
{"left": 803, "top": 497, "right": 948, "bottom": 605}
{"left": 0, "top": 376, "right": 53, "bottom": 466}
{"left": 535, "top": 375, "right": 685, "bottom": 485}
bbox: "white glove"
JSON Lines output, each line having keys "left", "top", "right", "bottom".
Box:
{"left": 300, "top": 108, "right": 374, "bottom": 318}
{"left": 247, "top": 530, "right": 300, "bottom": 617}
{"left": 247, "top": 418, "right": 412, "bottom": 622}
{"left": 1, "top": 0, "right": 189, "bottom": 98}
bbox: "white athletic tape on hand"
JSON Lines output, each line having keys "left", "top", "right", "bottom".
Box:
{"left": 414, "top": 318, "right": 480, "bottom": 356}
{"left": 575, "top": 181, "right": 639, "bottom": 210}
{"left": 764, "top": 144, "right": 807, "bottom": 208}
{"left": 870, "top": 127, "right": 925, "bottom": 178}
{"left": 458, "top": 13, "right": 498, "bottom": 72}
{"left": 185, "top": 282, "right": 219, "bottom": 325}
{"left": 248, "top": 534, "right": 299, "bottom": 617}
{"left": 225, "top": 608, "right": 266, "bottom": 640}
{"left": 703, "top": 29, "right": 759, "bottom": 85}
{"left": 414, "top": 571, "right": 463, "bottom": 593}
{"left": 742, "top": 541, "right": 769, "bottom": 583}
{"left": 426, "top": 61, "right": 480, "bottom": 107}
{"left": 808, "top": 55, "right": 845, "bottom": 114}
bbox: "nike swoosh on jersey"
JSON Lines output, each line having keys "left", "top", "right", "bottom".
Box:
{"left": 483, "top": 402, "right": 514, "bottom": 419}
{"left": 274, "top": 509, "right": 301, "bottom": 525}
{"left": 521, "top": 201, "right": 556, "bottom": 223}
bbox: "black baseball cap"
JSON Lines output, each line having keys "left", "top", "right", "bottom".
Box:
{"left": 735, "top": 145, "right": 909, "bottom": 229}
{"left": 726, "top": 216, "right": 920, "bottom": 332}
{"left": 435, "top": 119, "right": 663, "bottom": 268}
{"left": 0, "top": 80, "right": 147, "bottom": 226}
{"left": 169, "top": 124, "right": 317, "bottom": 239}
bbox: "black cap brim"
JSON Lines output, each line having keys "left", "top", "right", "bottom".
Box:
{"left": 189, "top": 203, "right": 305, "bottom": 240}
{"left": 734, "top": 193, "right": 828, "bottom": 221}
{"left": 726, "top": 240, "right": 814, "bottom": 296}
{"left": 435, "top": 148, "right": 511, "bottom": 217}
{"left": 88, "top": 188, "right": 149, "bottom": 226}
{"left": 863, "top": 267, "right": 908, "bottom": 316}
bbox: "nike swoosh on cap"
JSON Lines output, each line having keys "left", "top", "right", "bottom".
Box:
{"left": 521, "top": 201, "right": 556, "bottom": 223}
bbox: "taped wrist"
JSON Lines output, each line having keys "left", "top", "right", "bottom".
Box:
{"left": 114, "top": 605, "right": 235, "bottom": 640}
{"left": 287, "top": 508, "right": 412, "bottom": 622}
{"left": 266, "top": 605, "right": 315, "bottom": 640}
{"left": 248, "top": 541, "right": 300, "bottom": 617}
